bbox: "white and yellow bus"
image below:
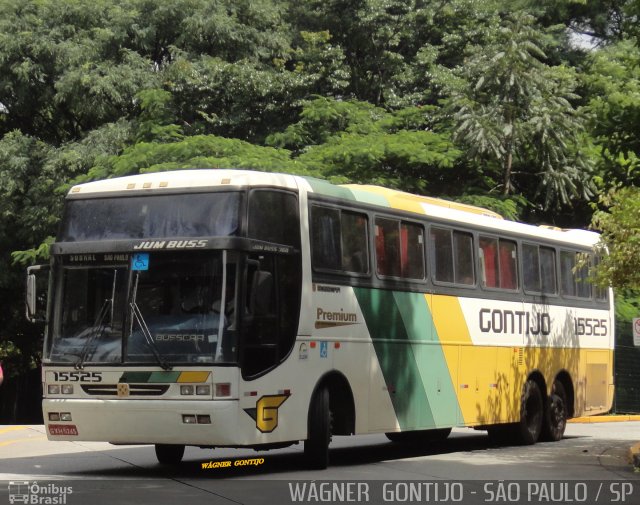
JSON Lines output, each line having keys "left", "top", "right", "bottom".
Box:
{"left": 26, "top": 169, "right": 614, "bottom": 468}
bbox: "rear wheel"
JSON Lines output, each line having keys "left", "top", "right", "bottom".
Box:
{"left": 304, "top": 387, "right": 331, "bottom": 469}
{"left": 541, "top": 381, "right": 567, "bottom": 442}
{"left": 155, "top": 444, "right": 185, "bottom": 465}
{"left": 516, "top": 379, "right": 544, "bottom": 445}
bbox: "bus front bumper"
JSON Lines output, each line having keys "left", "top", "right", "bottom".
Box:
{"left": 43, "top": 398, "right": 247, "bottom": 446}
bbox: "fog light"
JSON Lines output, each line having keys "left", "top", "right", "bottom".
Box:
{"left": 182, "top": 414, "right": 197, "bottom": 424}
{"left": 48, "top": 412, "right": 60, "bottom": 421}
{"left": 196, "top": 385, "right": 211, "bottom": 396}
{"left": 60, "top": 412, "right": 72, "bottom": 422}
{"left": 48, "top": 385, "right": 60, "bottom": 395}
{"left": 61, "top": 385, "right": 74, "bottom": 395}
{"left": 196, "top": 415, "right": 211, "bottom": 424}
{"left": 215, "top": 383, "right": 231, "bottom": 397}
{"left": 180, "top": 385, "right": 194, "bottom": 395}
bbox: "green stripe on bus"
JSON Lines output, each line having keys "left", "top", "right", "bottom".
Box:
{"left": 392, "top": 291, "right": 462, "bottom": 427}
{"left": 119, "top": 371, "right": 182, "bottom": 383}
{"left": 354, "top": 288, "right": 435, "bottom": 430}
{"left": 148, "top": 371, "right": 182, "bottom": 383}
{"left": 303, "top": 177, "right": 357, "bottom": 200}
{"left": 348, "top": 189, "right": 390, "bottom": 207}
{"left": 119, "top": 372, "right": 152, "bottom": 383}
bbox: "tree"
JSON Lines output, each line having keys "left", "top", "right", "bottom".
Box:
{"left": 444, "top": 13, "right": 594, "bottom": 211}
{"left": 584, "top": 40, "right": 640, "bottom": 187}
{"left": 590, "top": 187, "right": 640, "bottom": 289}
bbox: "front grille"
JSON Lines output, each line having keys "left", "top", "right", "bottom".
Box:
{"left": 81, "top": 384, "right": 170, "bottom": 396}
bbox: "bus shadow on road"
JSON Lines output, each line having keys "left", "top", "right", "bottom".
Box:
{"left": 54, "top": 431, "right": 587, "bottom": 480}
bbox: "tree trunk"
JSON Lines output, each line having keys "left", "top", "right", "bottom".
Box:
{"left": 503, "top": 149, "right": 513, "bottom": 196}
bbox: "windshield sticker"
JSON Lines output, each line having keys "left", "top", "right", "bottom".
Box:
{"left": 132, "top": 253, "right": 150, "bottom": 271}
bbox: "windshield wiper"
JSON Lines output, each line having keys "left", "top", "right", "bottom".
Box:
{"left": 129, "top": 301, "right": 172, "bottom": 371}
{"left": 75, "top": 298, "right": 111, "bottom": 370}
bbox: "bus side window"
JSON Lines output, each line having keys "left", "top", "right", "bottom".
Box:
{"left": 431, "top": 227, "right": 454, "bottom": 283}
{"left": 479, "top": 236, "right": 518, "bottom": 290}
{"left": 560, "top": 251, "right": 577, "bottom": 296}
{"left": 242, "top": 253, "right": 300, "bottom": 378}
{"left": 310, "top": 205, "right": 369, "bottom": 275}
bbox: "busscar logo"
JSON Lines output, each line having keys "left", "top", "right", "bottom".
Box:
{"left": 244, "top": 394, "right": 290, "bottom": 433}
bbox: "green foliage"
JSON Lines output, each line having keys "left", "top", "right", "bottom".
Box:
{"left": 12, "top": 237, "right": 55, "bottom": 267}
{"left": 454, "top": 195, "right": 524, "bottom": 221}
{"left": 590, "top": 187, "right": 640, "bottom": 289}
{"left": 584, "top": 40, "right": 640, "bottom": 185}
{"left": 80, "top": 135, "right": 302, "bottom": 181}
{"left": 444, "top": 12, "right": 595, "bottom": 210}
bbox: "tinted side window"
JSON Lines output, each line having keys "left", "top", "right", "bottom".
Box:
{"left": 431, "top": 228, "right": 454, "bottom": 283}
{"left": 311, "top": 206, "right": 341, "bottom": 270}
{"left": 594, "top": 256, "right": 608, "bottom": 301}
{"left": 576, "top": 254, "right": 592, "bottom": 298}
{"left": 539, "top": 247, "right": 557, "bottom": 294}
{"left": 310, "top": 205, "right": 369, "bottom": 274}
{"left": 248, "top": 190, "right": 300, "bottom": 247}
{"left": 453, "top": 232, "right": 474, "bottom": 285}
{"left": 560, "top": 251, "right": 576, "bottom": 296}
{"left": 523, "top": 244, "right": 557, "bottom": 295}
{"left": 341, "top": 212, "right": 369, "bottom": 274}
{"left": 401, "top": 222, "right": 425, "bottom": 279}
{"left": 376, "top": 217, "right": 401, "bottom": 277}
{"left": 431, "top": 228, "right": 474, "bottom": 285}
{"left": 523, "top": 244, "right": 541, "bottom": 292}
{"left": 479, "top": 237, "right": 518, "bottom": 290}
{"left": 560, "top": 251, "right": 592, "bottom": 299}
{"left": 375, "top": 218, "right": 425, "bottom": 279}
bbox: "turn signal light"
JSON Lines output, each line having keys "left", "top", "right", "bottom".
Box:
{"left": 215, "top": 383, "right": 231, "bottom": 397}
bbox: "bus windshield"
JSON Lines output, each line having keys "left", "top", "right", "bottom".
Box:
{"left": 61, "top": 192, "right": 241, "bottom": 241}
{"left": 48, "top": 251, "right": 238, "bottom": 365}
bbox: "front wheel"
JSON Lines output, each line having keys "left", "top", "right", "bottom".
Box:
{"left": 516, "top": 379, "right": 543, "bottom": 445}
{"left": 155, "top": 444, "right": 185, "bottom": 465}
{"left": 541, "top": 381, "right": 567, "bottom": 442}
{"left": 304, "top": 387, "right": 331, "bottom": 469}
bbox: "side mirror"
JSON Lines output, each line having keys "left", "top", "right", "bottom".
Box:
{"left": 26, "top": 265, "right": 49, "bottom": 323}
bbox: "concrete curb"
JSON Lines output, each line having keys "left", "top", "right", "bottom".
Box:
{"left": 566, "top": 415, "right": 640, "bottom": 471}
{"left": 568, "top": 415, "right": 640, "bottom": 423}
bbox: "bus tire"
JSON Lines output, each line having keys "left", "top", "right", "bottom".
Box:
{"left": 155, "top": 444, "right": 185, "bottom": 465}
{"left": 541, "top": 381, "right": 567, "bottom": 442}
{"left": 517, "top": 379, "right": 543, "bottom": 445}
{"left": 304, "top": 387, "right": 331, "bottom": 469}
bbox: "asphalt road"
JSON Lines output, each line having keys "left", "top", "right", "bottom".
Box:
{"left": 0, "top": 422, "right": 638, "bottom": 505}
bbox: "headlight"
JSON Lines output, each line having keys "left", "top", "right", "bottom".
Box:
{"left": 180, "top": 385, "right": 194, "bottom": 395}
{"left": 196, "top": 385, "right": 211, "bottom": 396}
{"left": 48, "top": 385, "right": 60, "bottom": 395}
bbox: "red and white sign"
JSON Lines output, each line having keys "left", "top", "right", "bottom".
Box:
{"left": 633, "top": 318, "right": 640, "bottom": 347}
{"left": 48, "top": 424, "right": 78, "bottom": 436}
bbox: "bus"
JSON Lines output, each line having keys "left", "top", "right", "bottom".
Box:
{"left": 26, "top": 169, "right": 614, "bottom": 468}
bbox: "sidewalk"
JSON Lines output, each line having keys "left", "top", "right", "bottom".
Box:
{"left": 569, "top": 414, "right": 640, "bottom": 423}
{"left": 568, "top": 415, "right": 640, "bottom": 471}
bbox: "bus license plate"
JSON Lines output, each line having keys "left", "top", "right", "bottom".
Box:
{"left": 48, "top": 424, "right": 78, "bottom": 436}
